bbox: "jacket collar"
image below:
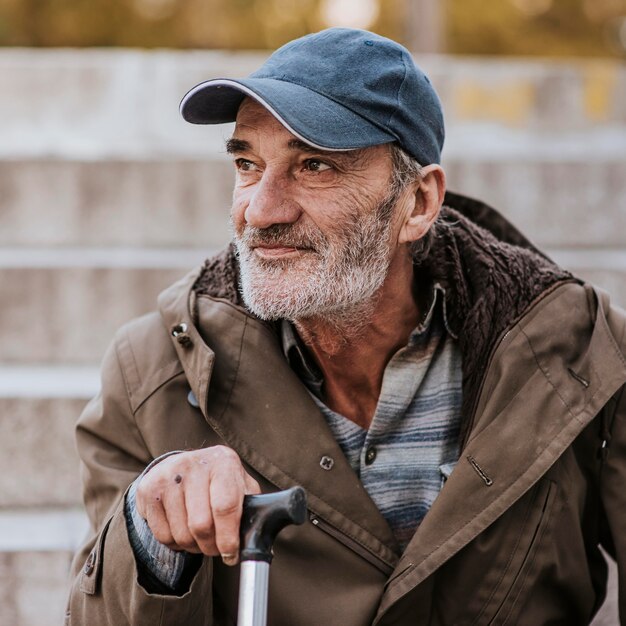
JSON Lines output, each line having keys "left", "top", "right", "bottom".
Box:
{"left": 190, "top": 192, "right": 574, "bottom": 445}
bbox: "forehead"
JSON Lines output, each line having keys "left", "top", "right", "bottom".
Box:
{"left": 232, "top": 98, "right": 392, "bottom": 169}
{"left": 234, "top": 98, "right": 288, "bottom": 136}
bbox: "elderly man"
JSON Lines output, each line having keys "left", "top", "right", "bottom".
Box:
{"left": 67, "top": 28, "right": 626, "bottom": 625}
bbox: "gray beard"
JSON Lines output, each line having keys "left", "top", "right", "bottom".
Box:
{"left": 232, "top": 191, "right": 398, "bottom": 329}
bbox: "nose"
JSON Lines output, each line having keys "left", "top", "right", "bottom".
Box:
{"left": 243, "top": 168, "right": 302, "bottom": 229}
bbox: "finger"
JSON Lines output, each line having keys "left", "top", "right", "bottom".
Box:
{"left": 161, "top": 474, "right": 201, "bottom": 553}
{"left": 209, "top": 471, "right": 245, "bottom": 566}
{"left": 144, "top": 495, "right": 175, "bottom": 547}
{"left": 184, "top": 470, "right": 218, "bottom": 556}
{"left": 243, "top": 474, "right": 262, "bottom": 496}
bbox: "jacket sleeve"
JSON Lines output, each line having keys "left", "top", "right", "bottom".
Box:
{"left": 66, "top": 333, "right": 213, "bottom": 626}
{"left": 599, "top": 301, "right": 626, "bottom": 623}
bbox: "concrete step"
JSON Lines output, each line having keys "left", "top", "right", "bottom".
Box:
{"left": 0, "top": 508, "right": 88, "bottom": 553}
{"left": 1, "top": 50, "right": 624, "bottom": 162}
{"left": 0, "top": 393, "right": 90, "bottom": 507}
{"left": 445, "top": 158, "right": 626, "bottom": 249}
{"left": 0, "top": 159, "right": 234, "bottom": 249}
{"left": 0, "top": 261, "right": 196, "bottom": 364}
{"left": 2, "top": 156, "right": 626, "bottom": 249}
{"left": 0, "top": 248, "right": 624, "bottom": 365}
{"left": 0, "top": 549, "right": 74, "bottom": 626}
{"left": 0, "top": 508, "right": 87, "bottom": 626}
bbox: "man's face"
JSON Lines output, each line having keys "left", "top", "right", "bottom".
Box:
{"left": 229, "top": 99, "right": 402, "bottom": 322}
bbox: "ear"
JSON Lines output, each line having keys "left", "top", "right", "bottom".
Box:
{"left": 398, "top": 165, "right": 446, "bottom": 245}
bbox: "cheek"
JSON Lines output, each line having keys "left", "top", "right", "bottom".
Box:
{"left": 301, "top": 189, "right": 376, "bottom": 236}
{"left": 312, "top": 185, "right": 381, "bottom": 226}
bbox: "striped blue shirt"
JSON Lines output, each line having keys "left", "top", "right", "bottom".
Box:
{"left": 284, "top": 284, "right": 462, "bottom": 551}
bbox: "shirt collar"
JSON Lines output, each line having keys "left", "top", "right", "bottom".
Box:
{"left": 280, "top": 282, "right": 456, "bottom": 394}
{"left": 281, "top": 319, "right": 324, "bottom": 395}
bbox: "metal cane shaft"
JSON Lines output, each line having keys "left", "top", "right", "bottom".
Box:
{"left": 237, "top": 561, "right": 270, "bottom": 626}
{"left": 237, "top": 487, "right": 307, "bottom": 626}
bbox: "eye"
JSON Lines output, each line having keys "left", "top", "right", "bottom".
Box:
{"left": 303, "top": 159, "right": 332, "bottom": 173}
{"left": 234, "top": 158, "right": 258, "bottom": 172}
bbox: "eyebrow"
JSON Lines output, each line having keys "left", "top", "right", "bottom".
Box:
{"left": 225, "top": 138, "right": 251, "bottom": 154}
{"left": 225, "top": 136, "right": 364, "bottom": 163}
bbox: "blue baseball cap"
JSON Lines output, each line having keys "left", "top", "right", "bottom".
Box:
{"left": 180, "top": 27, "right": 445, "bottom": 165}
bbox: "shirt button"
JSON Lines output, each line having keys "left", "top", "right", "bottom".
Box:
{"left": 320, "top": 455, "right": 334, "bottom": 470}
{"left": 365, "top": 446, "right": 377, "bottom": 465}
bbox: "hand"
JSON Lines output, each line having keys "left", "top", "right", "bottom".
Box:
{"left": 135, "top": 446, "right": 261, "bottom": 566}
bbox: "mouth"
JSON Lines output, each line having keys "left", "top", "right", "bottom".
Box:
{"left": 252, "top": 244, "right": 312, "bottom": 259}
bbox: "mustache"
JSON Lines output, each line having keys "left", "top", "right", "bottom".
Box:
{"left": 237, "top": 223, "right": 328, "bottom": 251}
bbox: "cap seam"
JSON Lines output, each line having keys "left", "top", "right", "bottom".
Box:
{"left": 387, "top": 51, "right": 409, "bottom": 130}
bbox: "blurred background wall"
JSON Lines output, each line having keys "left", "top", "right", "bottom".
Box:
{"left": 0, "top": 1, "right": 625, "bottom": 624}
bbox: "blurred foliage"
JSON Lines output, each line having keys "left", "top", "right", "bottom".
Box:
{"left": 0, "top": 0, "right": 624, "bottom": 56}
{"left": 447, "top": 0, "right": 626, "bottom": 57}
{"left": 0, "top": 0, "right": 402, "bottom": 48}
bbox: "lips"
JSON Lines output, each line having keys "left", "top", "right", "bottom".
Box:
{"left": 253, "top": 245, "right": 300, "bottom": 258}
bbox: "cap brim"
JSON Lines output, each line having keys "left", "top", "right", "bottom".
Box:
{"left": 179, "top": 78, "right": 395, "bottom": 152}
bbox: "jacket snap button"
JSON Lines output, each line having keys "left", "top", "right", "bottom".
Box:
{"left": 365, "top": 446, "right": 377, "bottom": 465}
{"left": 83, "top": 552, "right": 95, "bottom": 576}
{"left": 320, "top": 456, "right": 334, "bottom": 470}
{"left": 171, "top": 323, "right": 192, "bottom": 347}
{"left": 171, "top": 323, "right": 187, "bottom": 336}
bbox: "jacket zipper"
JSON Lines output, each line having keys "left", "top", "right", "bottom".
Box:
{"left": 309, "top": 514, "right": 395, "bottom": 576}
{"left": 460, "top": 278, "right": 578, "bottom": 451}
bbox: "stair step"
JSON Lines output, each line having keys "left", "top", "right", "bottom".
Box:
{"left": 0, "top": 265, "right": 190, "bottom": 363}
{"left": 0, "top": 247, "right": 212, "bottom": 269}
{"left": 0, "top": 549, "right": 75, "bottom": 626}
{"left": 2, "top": 157, "right": 625, "bottom": 248}
{"left": 0, "top": 508, "right": 88, "bottom": 552}
{"left": 0, "top": 249, "right": 624, "bottom": 365}
{"left": 0, "top": 366, "right": 99, "bottom": 398}
{"left": 0, "top": 395, "right": 87, "bottom": 506}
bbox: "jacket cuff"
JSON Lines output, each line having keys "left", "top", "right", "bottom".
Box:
{"left": 124, "top": 451, "right": 201, "bottom": 592}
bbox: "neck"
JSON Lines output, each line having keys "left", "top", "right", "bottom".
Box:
{"left": 294, "top": 249, "right": 422, "bottom": 429}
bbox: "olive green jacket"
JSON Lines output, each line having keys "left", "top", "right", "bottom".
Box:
{"left": 67, "top": 194, "right": 626, "bottom": 625}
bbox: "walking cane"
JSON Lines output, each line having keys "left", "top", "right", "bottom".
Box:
{"left": 237, "top": 486, "right": 307, "bottom": 626}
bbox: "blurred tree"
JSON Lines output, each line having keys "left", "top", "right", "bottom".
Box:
{"left": 447, "top": 0, "right": 626, "bottom": 56}
{"left": 0, "top": 0, "right": 624, "bottom": 56}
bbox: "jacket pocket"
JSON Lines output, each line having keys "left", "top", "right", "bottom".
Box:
{"left": 79, "top": 516, "right": 114, "bottom": 596}
{"left": 309, "top": 514, "right": 395, "bottom": 576}
{"left": 475, "top": 479, "right": 557, "bottom": 626}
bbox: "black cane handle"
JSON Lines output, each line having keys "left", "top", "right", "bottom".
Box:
{"left": 240, "top": 487, "right": 307, "bottom": 564}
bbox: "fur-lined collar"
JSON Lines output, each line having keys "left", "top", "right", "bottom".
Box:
{"left": 192, "top": 192, "right": 575, "bottom": 443}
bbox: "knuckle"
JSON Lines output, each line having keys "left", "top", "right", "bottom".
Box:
{"left": 216, "top": 533, "right": 239, "bottom": 556}
{"left": 136, "top": 477, "right": 154, "bottom": 499}
{"left": 171, "top": 531, "right": 197, "bottom": 552}
{"left": 152, "top": 528, "right": 174, "bottom": 546}
{"left": 211, "top": 445, "right": 241, "bottom": 465}
{"left": 188, "top": 519, "right": 214, "bottom": 540}
{"left": 212, "top": 498, "right": 240, "bottom": 518}
{"left": 190, "top": 446, "right": 242, "bottom": 474}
